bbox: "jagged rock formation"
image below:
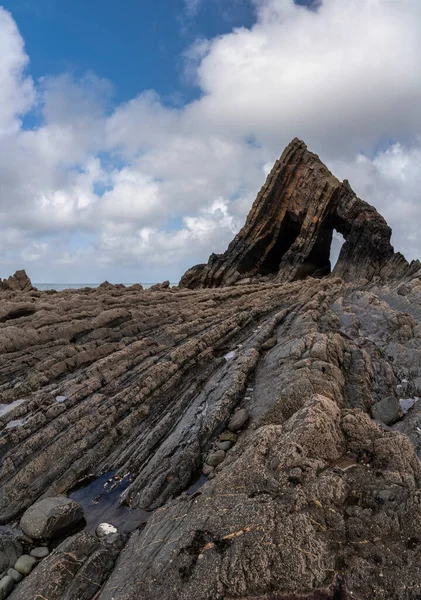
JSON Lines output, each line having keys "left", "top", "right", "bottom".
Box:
{"left": 180, "top": 139, "right": 418, "bottom": 288}
{"left": 0, "top": 270, "right": 34, "bottom": 293}
{"left": 2, "top": 142, "right": 421, "bottom": 599}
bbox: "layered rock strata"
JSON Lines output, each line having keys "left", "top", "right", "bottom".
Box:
{"left": 180, "top": 139, "right": 418, "bottom": 288}
{"left": 2, "top": 141, "right": 421, "bottom": 598}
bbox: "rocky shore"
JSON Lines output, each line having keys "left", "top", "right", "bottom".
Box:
{"left": 2, "top": 140, "right": 421, "bottom": 599}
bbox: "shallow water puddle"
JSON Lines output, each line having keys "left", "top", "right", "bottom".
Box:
{"left": 69, "top": 471, "right": 150, "bottom": 534}
{"left": 0, "top": 399, "right": 25, "bottom": 417}
{"left": 186, "top": 474, "right": 207, "bottom": 495}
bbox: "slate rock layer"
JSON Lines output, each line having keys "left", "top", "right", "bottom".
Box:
{"left": 180, "top": 138, "right": 412, "bottom": 288}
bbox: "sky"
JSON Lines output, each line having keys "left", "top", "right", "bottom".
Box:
{"left": 0, "top": 0, "right": 420, "bottom": 283}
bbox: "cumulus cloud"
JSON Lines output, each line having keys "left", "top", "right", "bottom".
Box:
{"left": 0, "top": 1, "right": 421, "bottom": 282}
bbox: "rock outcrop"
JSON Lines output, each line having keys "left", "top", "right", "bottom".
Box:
{"left": 180, "top": 139, "right": 418, "bottom": 288}
{"left": 0, "top": 270, "right": 34, "bottom": 293}
{"left": 2, "top": 141, "right": 421, "bottom": 599}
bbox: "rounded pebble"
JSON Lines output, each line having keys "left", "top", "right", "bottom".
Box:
{"left": 227, "top": 409, "right": 249, "bottom": 432}
{"left": 218, "top": 441, "right": 232, "bottom": 451}
{"left": 96, "top": 523, "right": 118, "bottom": 539}
{"left": 206, "top": 450, "right": 225, "bottom": 467}
{"left": 7, "top": 568, "right": 23, "bottom": 583}
{"left": 30, "top": 547, "right": 49, "bottom": 559}
{"left": 14, "top": 555, "right": 37, "bottom": 576}
{"left": 220, "top": 431, "right": 237, "bottom": 443}
{"left": 202, "top": 464, "right": 214, "bottom": 476}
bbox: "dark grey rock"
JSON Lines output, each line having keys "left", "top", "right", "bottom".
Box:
{"left": 0, "top": 536, "right": 22, "bottom": 573}
{"left": 218, "top": 441, "right": 232, "bottom": 451}
{"left": 371, "top": 396, "right": 402, "bottom": 425}
{"left": 227, "top": 408, "right": 249, "bottom": 432}
{"left": 5, "top": 532, "right": 118, "bottom": 600}
{"left": 14, "top": 555, "right": 37, "bottom": 575}
{"left": 20, "top": 496, "right": 83, "bottom": 539}
{"left": 0, "top": 575, "right": 14, "bottom": 599}
{"left": 30, "top": 547, "right": 49, "bottom": 559}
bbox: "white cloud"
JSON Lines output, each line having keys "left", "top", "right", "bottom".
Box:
{"left": 0, "top": 1, "right": 421, "bottom": 282}
{"left": 0, "top": 7, "right": 35, "bottom": 134}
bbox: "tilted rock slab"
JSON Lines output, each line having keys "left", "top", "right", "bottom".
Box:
{"left": 180, "top": 138, "right": 419, "bottom": 288}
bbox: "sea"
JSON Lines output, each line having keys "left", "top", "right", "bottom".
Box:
{"left": 33, "top": 283, "right": 177, "bottom": 291}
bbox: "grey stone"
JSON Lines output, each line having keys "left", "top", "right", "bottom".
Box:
{"left": 103, "top": 532, "right": 126, "bottom": 549}
{"left": 7, "top": 568, "right": 23, "bottom": 583}
{"left": 0, "top": 575, "right": 14, "bottom": 599}
{"left": 30, "top": 547, "right": 49, "bottom": 559}
{"left": 14, "top": 555, "right": 37, "bottom": 575}
{"left": 218, "top": 441, "right": 232, "bottom": 451}
{"left": 20, "top": 496, "right": 83, "bottom": 540}
{"left": 220, "top": 431, "right": 237, "bottom": 442}
{"left": 202, "top": 464, "right": 214, "bottom": 476}
{"left": 206, "top": 450, "right": 225, "bottom": 467}
{"left": 96, "top": 523, "right": 118, "bottom": 539}
{"left": 0, "top": 536, "right": 22, "bottom": 573}
{"left": 227, "top": 408, "right": 249, "bottom": 432}
{"left": 371, "top": 396, "right": 402, "bottom": 426}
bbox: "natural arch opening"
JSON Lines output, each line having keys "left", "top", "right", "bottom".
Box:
{"left": 330, "top": 230, "right": 346, "bottom": 271}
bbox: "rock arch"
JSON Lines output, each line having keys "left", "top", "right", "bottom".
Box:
{"left": 180, "top": 139, "right": 411, "bottom": 288}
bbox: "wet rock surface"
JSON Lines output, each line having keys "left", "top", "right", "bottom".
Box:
{"left": 2, "top": 141, "right": 421, "bottom": 598}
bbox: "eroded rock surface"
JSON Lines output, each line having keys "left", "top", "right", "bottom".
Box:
{"left": 2, "top": 141, "right": 421, "bottom": 599}
{"left": 180, "top": 139, "right": 420, "bottom": 288}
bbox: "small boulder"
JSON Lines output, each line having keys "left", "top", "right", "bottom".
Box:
{"left": 0, "top": 575, "right": 14, "bottom": 599}
{"left": 206, "top": 450, "right": 225, "bottom": 467}
{"left": 202, "top": 464, "right": 214, "bottom": 476}
{"left": 95, "top": 523, "right": 118, "bottom": 539}
{"left": 30, "top": 547, "right": 49, "bottom": 559}
{"left": 371, "top": 396, "right": 402, "bottom": 426}
{"left": 0, "top": 535, "right": 22, "bottom": 573}
{"left": 20, "top": 496, "right": 84, "bottom": 540}
{"left": 218, "top": 441, "right": 232, "bottom": 451}
{"left": 14, "top": 555, "right": 37, "bottom": 576}
{"left": 227, "top": 409, "right": 249, "bottom": 432}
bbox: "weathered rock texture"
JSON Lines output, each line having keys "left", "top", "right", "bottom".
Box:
{"left": 0, "top": 270, "right": 34, "bottom": 293}
{"left": 2, "top": 141, "right": 421, "bottom": 599}
{"left": 180, "top": 139, "right": 419, "bottom": 288}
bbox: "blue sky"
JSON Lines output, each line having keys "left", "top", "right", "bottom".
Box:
{"left": 0, "top": 0, "right": 420, "bottom": 283}
{"left": 2, "top": 0, "right": 256, "bottom": 111}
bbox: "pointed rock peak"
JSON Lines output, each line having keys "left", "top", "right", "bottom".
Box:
{"left": 0, "top": 270, "right": 34, "bottom": 292}
{"left": 180, "top": 139, "right": 412, "bottom": 288}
